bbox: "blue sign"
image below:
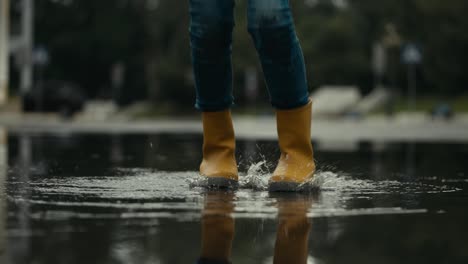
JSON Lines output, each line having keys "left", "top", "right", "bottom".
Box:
{"left": 402, "top": 43, "right": 422, "bottom": 65}
{"left": 34, "top": 46, "right": 50, "bottom": 66}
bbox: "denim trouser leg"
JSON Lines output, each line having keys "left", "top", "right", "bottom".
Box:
{"left": 189, "top": 0, "right": 236, "bottom": 112}
{"left": 189, "top": 0, "right": 309, "bottom": 111}
{"left": 247, "top": 0, "right": 309, "bottom": 109}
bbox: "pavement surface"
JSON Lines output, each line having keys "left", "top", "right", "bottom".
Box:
{"left": 1, "top": 112, "right": 468, "bottom": 142}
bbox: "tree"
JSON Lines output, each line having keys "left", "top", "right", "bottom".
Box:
{"left": 30, "top": 0, "right": 468, "bottom": 108}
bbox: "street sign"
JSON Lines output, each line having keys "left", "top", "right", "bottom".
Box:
{"left": 402, "top": 43, "right": 422, "bottom": 65}
{"left": 34, "top": 46, "right": 49, "bottom": 66}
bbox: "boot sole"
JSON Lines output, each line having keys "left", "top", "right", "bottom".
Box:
{"left": 269, "top": 181, "right": 320, "bottom": 193}
{"left": 198, "top": 177, "right": 239, "bottom": 190}
{"left": 268, "top": 182, "right": 301, "bottom": 192}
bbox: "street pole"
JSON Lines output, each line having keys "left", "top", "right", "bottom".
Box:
{"left": 20, "top": 0, "right": 34, "bottom": 96}
{"left": 407, "top": 64, "right": 416, "bottom": 111}
{"left": 0, "top": 128, "right": 6, "bottom": 264}
{"left": 402, "top": 43, "right": 421, "bottom": 112}
{"left": 372, "top": 42, "right": 386, "bottom": 89}
{"left": 0, "top": 0, "right": 9, "bottom": 105}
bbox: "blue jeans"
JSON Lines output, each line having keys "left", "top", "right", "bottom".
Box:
{"left": 190, "top": 0, "right": 310, "bottom": 111}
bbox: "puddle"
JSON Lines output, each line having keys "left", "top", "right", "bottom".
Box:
{"left": 2, "top": 133, "right": 468, "bottom": 264}
{"left": 6, "top": 166, "right": 462, "bottom": 221}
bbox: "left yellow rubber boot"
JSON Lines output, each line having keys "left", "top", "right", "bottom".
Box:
{"left": 199, "top": 110, "right": 239, "bottom": 189}
{"left": 269, "top": 100, "right": 316, "bottom": 192}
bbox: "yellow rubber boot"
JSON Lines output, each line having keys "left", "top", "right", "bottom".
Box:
{"left": 269, "top": 100, "right": 316, "bottom": 192}
{"left": 199, "top": 110, "right": 238, "bottom": 188}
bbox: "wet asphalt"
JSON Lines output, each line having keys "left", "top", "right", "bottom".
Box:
{"left": 1, "top": 132, "right": 468, "bottom": 264}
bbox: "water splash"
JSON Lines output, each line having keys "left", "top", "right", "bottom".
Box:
{"left": 304, "top": 170, "right": 462, "bottom": 195}
{"left": 239, "top": 160, "right": 270, "bottom": 190}
{"left": 6, "top": 167, "right": 462, "bottom": 221}
{"left": 185, "top": 160, "right": 271, "bottom": 189}
{"left": 186, "top": 161, "right": 461, "bottom": 195}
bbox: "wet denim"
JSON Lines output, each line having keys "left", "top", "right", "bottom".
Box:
{"left": 189, "top": 0, "right": 310, "bottom": 111}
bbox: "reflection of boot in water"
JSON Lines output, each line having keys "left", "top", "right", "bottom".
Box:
{"left": 198, "top": 191, "right": 235, "bottom": 264}
{"left": 273, "top": 194, "right": 313, "bottom": 264}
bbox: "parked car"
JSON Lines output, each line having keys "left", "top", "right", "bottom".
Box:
{"left": 430, "top": 103, "right": 454, "bottom": 120}
{"left": 23, "top": 80, "right": 86, "bottom": 118}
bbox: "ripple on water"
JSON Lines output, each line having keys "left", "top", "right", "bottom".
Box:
{"left": 6, "top": 165, "right": 462, "bottom": 221}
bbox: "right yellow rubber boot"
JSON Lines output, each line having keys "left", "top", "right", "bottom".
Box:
{"left": 269, "top": 101, "right": 316, "bottom": 192}
{"left": 199, "top": 110, "right": 238, "bottom": 189}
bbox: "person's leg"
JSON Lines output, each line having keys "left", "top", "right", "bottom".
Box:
{"left": 247, "top": 0, "right": 315, "bottom": 191}
{"left": 189, "top": 0, "right": 238, "bottom": 188}
{"left": 247, "top": 0, "right": 309, "bottom": 109}
{"left": 190, "top": 0, "right": 236, "bottom": 111}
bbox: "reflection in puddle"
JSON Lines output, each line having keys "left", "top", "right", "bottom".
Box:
{"left": 199, "top": 192, "right": 317, "bottom": 264}
{"left": 2, "top": 133, "right": 468, "bottom": 263}
{"left": 6, "top": 168, "right": 461, "bottom": 222}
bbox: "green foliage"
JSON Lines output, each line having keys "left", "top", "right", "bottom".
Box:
{"left": 297, "top": 8, "right": 369, "bottom": 89}
{"left": 351, "top": 0, "right": 468, "bottom": 95}
{"left": 414, "top": 0, "right": 468, "bottom": 94}
{"left": 35, "top": 0, "right": 147, "bottom": 101}
{"left": 30, "top": 0, "right": 468, "bottom": 106}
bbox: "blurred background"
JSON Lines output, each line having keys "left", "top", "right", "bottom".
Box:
{"left": 1, "top": 2, "right": 468, "bottom": 263}
{"left": 0, "top": 0, "right": 467, "bottom": 120}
